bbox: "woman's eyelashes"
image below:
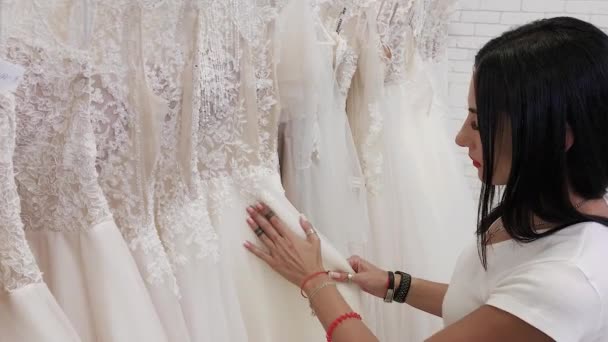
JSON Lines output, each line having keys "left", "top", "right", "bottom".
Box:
{"left": 471, "top": 120, "right": 479, "bottom": 130}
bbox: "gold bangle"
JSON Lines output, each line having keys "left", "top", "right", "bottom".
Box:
{"left": 307, "top": 282, "right": 336, "bottom": 316}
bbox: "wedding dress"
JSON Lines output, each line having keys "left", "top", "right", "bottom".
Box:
{"left": 88, "top": 2, "right": 190, "bottom": 341}
{"left": 1, "top": 1, "right": 168, "bottom": 340}
{"left": 159, "top": 1, "right": 363, "bottom": 340}
{"left": 359, "top": 1, "right": 476, "bottom": 340}
{"left": 142, "top": 2, "right": 249, "bottom": 341}
{"left": 279, "top": 0, "right": 371, "bottom": 257}
{"left": 0, "top": 90, "right": 81, "bottom": 342}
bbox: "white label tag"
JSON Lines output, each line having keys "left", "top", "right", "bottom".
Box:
{"left": 0, "top": 59, "right": 25, "bottom": 93}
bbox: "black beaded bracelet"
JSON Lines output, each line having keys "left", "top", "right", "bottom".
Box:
{"left": 393, "top": 271, "right": 412, "bottom": 303}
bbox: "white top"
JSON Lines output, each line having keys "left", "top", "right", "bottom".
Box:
{"left": 443, "top": 222, "right": 608, "bottom": 341}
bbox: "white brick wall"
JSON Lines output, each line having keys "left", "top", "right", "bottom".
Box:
{"left": 446, "top": 0, "right": 608, "bottom": 199}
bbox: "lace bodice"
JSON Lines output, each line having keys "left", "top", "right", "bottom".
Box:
{"left": 185, "top": 1, "right": 283, "bottom": 184}
{"left": 141, "top": 1, "right": 221, "bottom": 265}
{"left": 0, "top": 91, "right": 43, "bottom": 292}
{"left": 2, "top": 37, "right": 112, "bottom": 233}
{"left": 88, "top": 2, "right": 178, "bottom": 287}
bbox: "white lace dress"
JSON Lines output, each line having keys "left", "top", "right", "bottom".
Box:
{"left": 360, "top": 1, "right": 477, "bottom": 340}
{"left": 279, "top": 0, "right": 371, "bottom": 257}
{"left": 156, "top": 1, "right": 363, "bottom": 341}
{"left": 141, "top": 2, "right": 249, "bottom": 341}
{"left": 1, "top": 2, "right": 168, "bottom": 341}
{"left": 0, "top": 90, "right": 81, "bottom": 342}
{"left": 88, "top": 2, "right": 190, "bottom": 341}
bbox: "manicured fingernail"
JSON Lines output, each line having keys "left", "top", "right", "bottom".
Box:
{"left": 329, "top": 271, "right": 341, "bottom": 279}
{"left": 244, "top": 241, "right": 252, "bottom": 247}
{"left": 256, "top": 203, "right": 264, "bottom": 210}
{"left": 246, "top": 207, "right": 255, "bottom": 214}
{"left": 246, "top": 217, "right": 255, "bottom": 225}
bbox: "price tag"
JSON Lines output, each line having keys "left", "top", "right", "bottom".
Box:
{"left": 0, "top": 59, "right": 24, "bottom": 93}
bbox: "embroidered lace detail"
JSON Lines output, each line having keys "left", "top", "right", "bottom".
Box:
{"left": 3, "top": 39, "right": 112, "bottom": 233}
{"left": 376, "top": 0, "right": 415, "bottom": 84}
{"left": 142, "top": 1, "right": 221, "bottom": 266}
{"left": 361, "top": 102, "right": 383, "bottom": 195}
{"left": 184, "top": 1, "right": 284, "bottom": 219}
{"left": 334, "top": 35, "right": 359, "bottom": 97}
{"left": 410, "top": 0, "right": 456, "bottom": 61}
{"left": 344, "top": 6, "right": 386, "bottom": 196}
{"left": 89, "top": 2, "right": 178, "bottom": 289}
{"left": 315, "top": 0, "right": 364, "bottom": 99}
{"left": 0, "top": 92, "right": 43, "bottom": 292}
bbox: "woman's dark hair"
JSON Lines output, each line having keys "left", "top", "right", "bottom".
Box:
{"left": 474, "top": 17, "right": 608, "bottom": 266}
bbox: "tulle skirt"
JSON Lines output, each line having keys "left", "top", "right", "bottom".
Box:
{"left": 26, "top": 221, "right": 169, "bottom": 342}
{"left": 0, "top": 283, "right": 81, "bottom": 342}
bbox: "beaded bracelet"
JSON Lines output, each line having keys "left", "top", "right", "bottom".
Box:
{"left": 326, "top": 312, "right": 362, "bottom": 342}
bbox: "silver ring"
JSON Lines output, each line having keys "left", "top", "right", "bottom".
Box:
{"left": 254, "top": 227, "right": 264, "bottom": 237}
{"left": 347, "top": 273, "right": 354, "bottom": 283}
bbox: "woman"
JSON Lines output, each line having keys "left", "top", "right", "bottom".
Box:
{"left": 244, "top": 17, "right": 608, "bottom": 341}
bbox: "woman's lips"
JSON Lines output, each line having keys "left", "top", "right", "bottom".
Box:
{"left": 470, "top": 157, "right": 482, "bottom": 168}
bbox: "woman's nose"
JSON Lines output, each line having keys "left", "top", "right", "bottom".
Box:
{"left": 455, "top": 125, "right": 468, "bottom": 148}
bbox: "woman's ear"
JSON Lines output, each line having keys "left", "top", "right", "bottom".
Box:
{"left": 565, "top": 124, "right": 575, "bottom": 151}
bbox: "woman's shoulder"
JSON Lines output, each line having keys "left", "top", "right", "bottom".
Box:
{"left": 549, "top": 221, "right": 608, "bottom": 260}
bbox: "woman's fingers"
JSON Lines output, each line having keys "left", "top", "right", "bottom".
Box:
{"left": 328, "top": 271, "right": 360, "bottom": 285}
{"left": 243, "top": 240, "right": 273, "bottom": 265}
{"left": 300, "top": 216, "right": 320, "bottom": 245}
{"left": 348, "top": 255, "right": 363, "bottom": 272}
{"left": 246, "top": 212, "right": 276, "bottom": 250}
{"left": 255, "top": 203, "right": 293, "bottom": 240}
{"left": 247, "top": 206, "right": 282, "bottom": 245}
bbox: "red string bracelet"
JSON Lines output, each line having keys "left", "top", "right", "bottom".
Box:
{"left": 300, "top": 271, "right": 329, "bottom": 298}
{"left": 326, "top": 312, "right": 362, "bottom": 342}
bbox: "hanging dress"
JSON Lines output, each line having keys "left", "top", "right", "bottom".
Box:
{"left": 0, "top": 89, "right": 81, "bottom": 342}
{"left": 1, "top": 1, "right": 168, "bottom": 340}
{"left": 169, "top": 1, "right": 364, "bottom": 340}
{"left": 361, "top": 0, "right": 477, "bottom": 340}
{"left": 279, "top": 0, "right": 372, "bottom": 258}
{"left": 142, "top": 1, "right": 249, "bottom": 340}
{"left": 88, "top": 2, "right": 190, "bottom": 341}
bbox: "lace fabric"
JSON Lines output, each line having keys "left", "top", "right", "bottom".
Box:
{"left": 88, "top": 1, "right": 178, "bottom": 289}
{"left": 0, "top": 91, "right": 43, "bottom": 292}
{"left": 376, "top": 0, "right": 415, "bottom": 84}
{"left": 315, "top": 0, "right": 365, "bottom": 99}
{"left": 3, "top": 40, "right": 113, "bottom": 233}
{"left": 141, "top": 1, "right": 221, "bottom": 266}
{"left": 410, "top": 0, "right": 456, "bottom": 61}
{"left": 180, "top": 0, "right": 287, "bottom": 216}
{"left": 344, "top": 4, "right": 386, "bottom": 196}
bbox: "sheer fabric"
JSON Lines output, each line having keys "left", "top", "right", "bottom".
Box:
{"left": 363, "top": 1, "right": 476, "bottom": 340}
{"left": 279, "top": 0, "right": 371, "bottom": 257}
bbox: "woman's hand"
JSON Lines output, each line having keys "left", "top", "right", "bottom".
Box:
{"left": 244, "top": 203, "right": 324, "bottom": 287}
{"left": 329, "top": 256, "right": 389, "bottom": 299}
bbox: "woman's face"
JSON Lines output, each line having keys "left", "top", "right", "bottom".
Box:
{"left": 455, "top": 76, "right": 512, "bottom": 185}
